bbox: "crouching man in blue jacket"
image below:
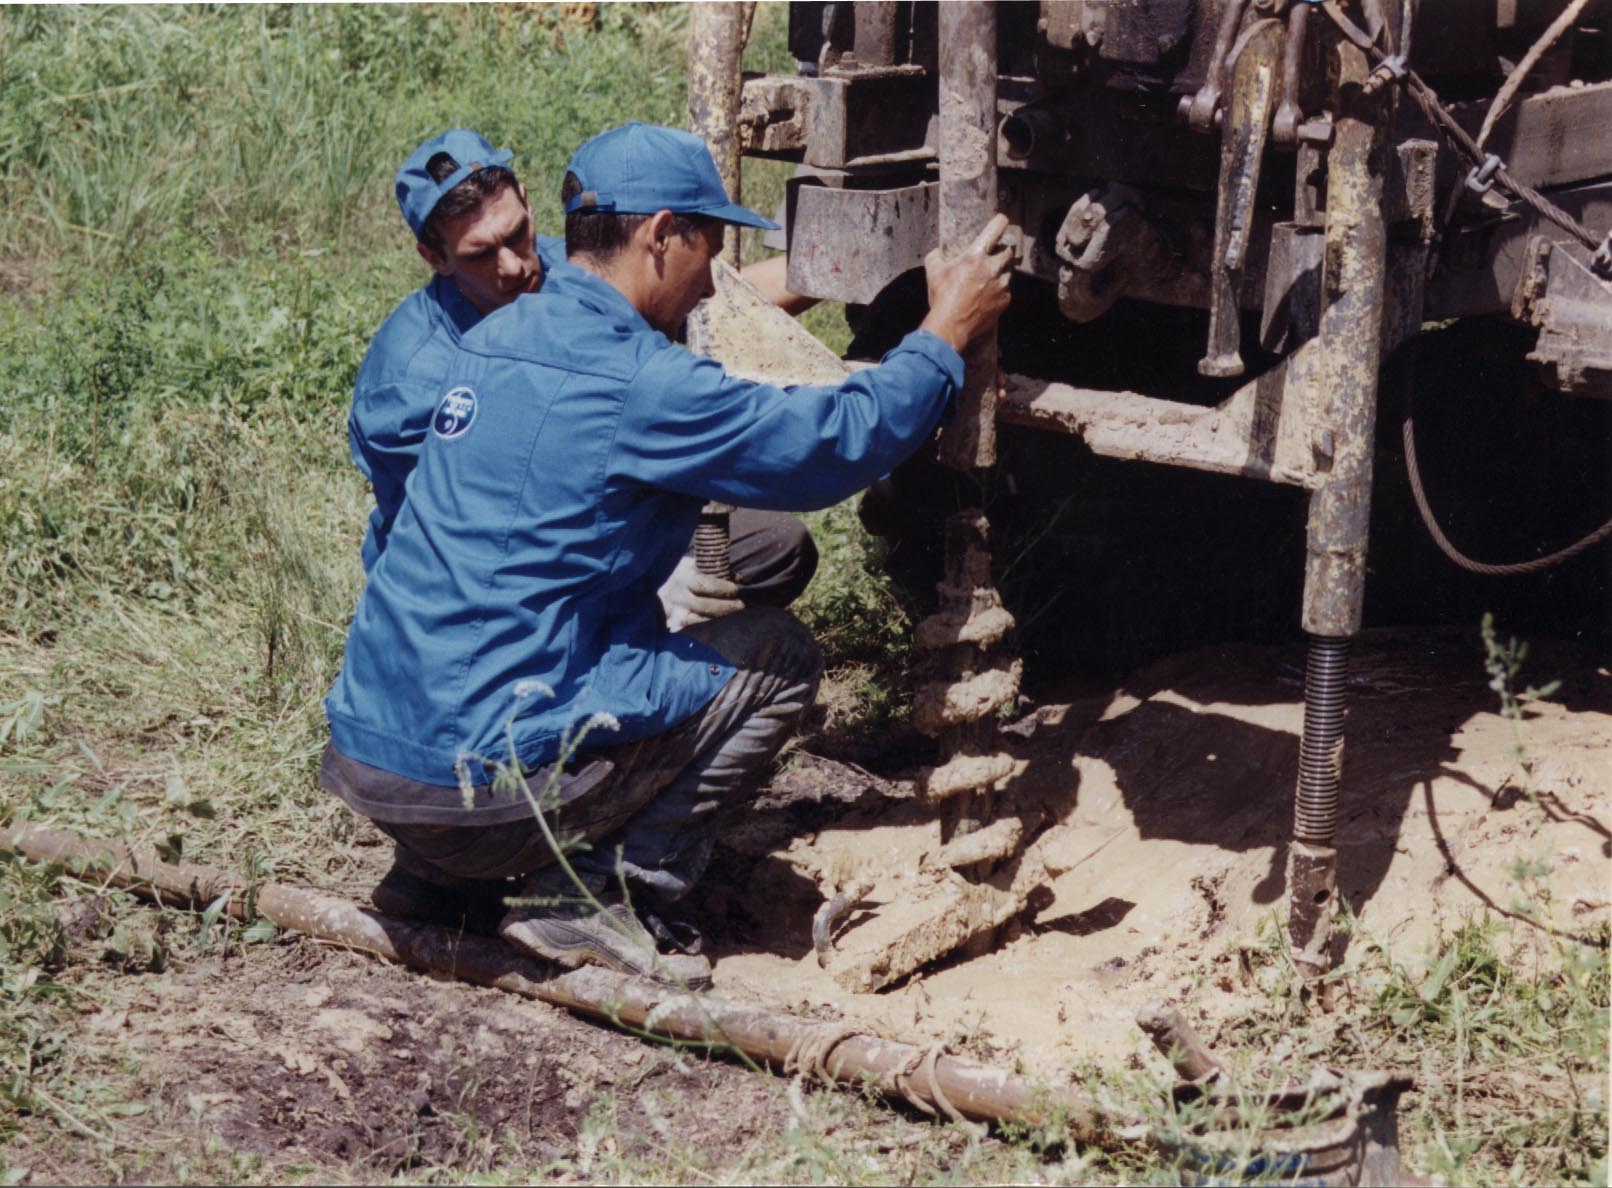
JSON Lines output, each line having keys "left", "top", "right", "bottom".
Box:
{"left": 353, "top": 127, "right": 817, "bottom": 618}
{"left": 321, "top": 122, "right": 1012, "bottom": 987}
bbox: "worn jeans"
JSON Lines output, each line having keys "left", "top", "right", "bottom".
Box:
{"left": 377, "top": 606, "right": 821, "bottom": 901}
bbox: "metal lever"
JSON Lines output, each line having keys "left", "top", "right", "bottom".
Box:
{"left": 1182, "top": 0, "right": 1253, "bottom": 132}
{"left": 1199, "top": 19, "right": 1284, "bottom": 379}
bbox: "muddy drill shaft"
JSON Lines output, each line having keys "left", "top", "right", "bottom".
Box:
{"left": 936, "top": 0, "right": 1001, "bottom": 472}
{"left": 686, "top": 1, "right": 752, "bottom": 267}
{"left": 916, "top": 1, "right": 1021, "bottom": 855}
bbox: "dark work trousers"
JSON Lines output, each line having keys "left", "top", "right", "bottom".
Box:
{"left": 726, "top": 507, "right": 817, "bottom": 608}
{"left": 374, "top": 606, "right": 822, "bottom": 902}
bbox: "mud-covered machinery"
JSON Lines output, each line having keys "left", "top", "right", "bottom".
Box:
{"left": 688, "top": 0, "right": 1612, "bottom": 984}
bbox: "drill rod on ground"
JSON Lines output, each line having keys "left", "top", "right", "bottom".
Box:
{"left": 0, "top": 820, "right": 1101, "bottom": 1134}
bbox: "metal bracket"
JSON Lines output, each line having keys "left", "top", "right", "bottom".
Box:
{"left": 1511, "top": 234, "right": 1612, "bottom": 398}
{"left": 1182, "top": 0, "right": 1254, "bottom": 132}
{"left": 1595, "top": 231, "right": 1612, "bottom": 278}
{"left": 1363, "top": 51, "right": 1406, "bottom": 95}
{"left": 1053, "top": 185, "right": 1181, "bottom": 324}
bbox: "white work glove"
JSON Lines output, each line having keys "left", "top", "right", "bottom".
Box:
{"left": 657, "top": 553, "right": 743, "bottom": 632}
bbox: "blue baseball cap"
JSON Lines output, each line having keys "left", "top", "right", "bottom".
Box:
{"left": 395, "top": 129, "right": 516, "bottom": 238}
{"left": 563, "top": 122, "right": 778, "bottom": 230}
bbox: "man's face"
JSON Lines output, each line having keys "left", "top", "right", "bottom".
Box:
{"left": 418, "top": 184, "right": 542, "bottom": 315}
{"left": 644, "top": 219, "right": 724, "bottom": 338}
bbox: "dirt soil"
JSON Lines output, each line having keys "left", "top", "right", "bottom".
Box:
{"left": 703, "top": 627, "right": 1610, "bottom": 1077}
{"left": 8, "top": 942, "right": 813, "bottom": 1182}
{"left": 7, "top": 627, "right": 1605, "bottom": 1181}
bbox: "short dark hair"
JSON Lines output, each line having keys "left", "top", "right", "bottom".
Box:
{"left": 417, "top": 151, "right": 519, "bottom": 254}
{"left": 561, "top": 171, "right": 712, "bottom": 263}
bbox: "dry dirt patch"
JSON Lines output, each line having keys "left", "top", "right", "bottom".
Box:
{"left": 8, "top": 946, "right": 801, "bottom": 1182}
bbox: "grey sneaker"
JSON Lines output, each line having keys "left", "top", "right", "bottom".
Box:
{"left": 499, "top": 884, "right": 713, "bottom": 990}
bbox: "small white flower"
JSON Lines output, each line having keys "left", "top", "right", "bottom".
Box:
{"left": 453, "top": 753, "right": 478, "bottom": 809}
{"left": 512, "top": 679, "right": 556, "bottom": 701}
{"left": 580, "top": 711, "right": 621, "bottom": 734}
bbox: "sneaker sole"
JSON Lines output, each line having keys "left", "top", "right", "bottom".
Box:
{"left": 500, "top": 916, "right": 713, "bottom": 990}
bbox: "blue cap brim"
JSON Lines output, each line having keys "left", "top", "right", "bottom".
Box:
{"left": 701, "top": 202, "right": 780, "bottom": 231}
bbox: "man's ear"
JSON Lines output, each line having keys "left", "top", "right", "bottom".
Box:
{"left": 415, "top": 240, "right": 453, "bottom": 277}
{"left": 517, "top": 182, "right": 533, "bottom": 218}
{"left": 645, "top": 209, "right": 678, "bottom": 255}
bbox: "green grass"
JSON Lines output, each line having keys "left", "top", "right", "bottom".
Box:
{"left": 0, "top": 7, "right": 699, "bottom": 1174}
{"left": 0, "top": 7, "right": 894, "bottom": 1179}
{"left": 0, "top": 6, "right": 1605, "bottom": 1186}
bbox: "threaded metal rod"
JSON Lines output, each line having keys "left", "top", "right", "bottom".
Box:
{"left": 1294, "top": 633, "right": 1350, "bottom": 844}
{"left": 694, "top": 507, "right": 735, "bottom": 580}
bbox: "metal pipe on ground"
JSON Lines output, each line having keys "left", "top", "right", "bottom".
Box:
{"left": 1288, "top": 41, "right": 1394, "bottom": 974}
{"left": 0, "top": 821, "right": 1101, "bottom": 1136}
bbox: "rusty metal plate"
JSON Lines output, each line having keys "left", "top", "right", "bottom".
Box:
{"left": 806, "top": 74, "right": 935, "bottom": 169}
{"left": 1513, "top": 235, "right": 1612, "bottom": 398}
{"left": 786, "top": 180, "right": 938, "bottom": 304}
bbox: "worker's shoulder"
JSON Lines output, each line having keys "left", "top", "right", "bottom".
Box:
{"left": 460, "top": 291, "right": 672, "bottom": 385}
{"left": 356, "top": 279, "right": 465, "bottom": 390}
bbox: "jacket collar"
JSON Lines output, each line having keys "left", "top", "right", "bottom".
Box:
{"left": 545, "top": 259, "right": 655, "bottom": 335}
{"left": 428, "top": 272, "right": 487, "bottom": 341}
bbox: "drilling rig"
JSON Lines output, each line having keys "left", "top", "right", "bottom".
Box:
{"left": 689, "top": 0, "right": 1612, "bottom": 984}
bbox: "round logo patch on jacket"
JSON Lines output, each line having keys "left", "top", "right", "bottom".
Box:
{"left": 432, "top": 386, "right": 478, "bottom": 439}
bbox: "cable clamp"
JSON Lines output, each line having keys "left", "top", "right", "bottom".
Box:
{"left": 1464, "top": 153, "right": 1503, "bottom": 196}
{"left": 1592, "top": 230, "right": 1612, "bottom": 279}
{"left": 1365, "top": 52, "right": 1407, "bottom": 93}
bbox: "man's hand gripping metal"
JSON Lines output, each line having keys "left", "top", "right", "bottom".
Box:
{"left": 919, "top": 213, "right": 1015, "bottom": 355}
{"left": 657, "top": 553, "right": 742, "bottom": 632}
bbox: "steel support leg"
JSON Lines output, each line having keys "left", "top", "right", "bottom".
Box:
{"left": 687, "top": 2, "right": 752, "bottom": 267}
{"left": 1289, "top": 43, "right": 1393, "bottom": 975}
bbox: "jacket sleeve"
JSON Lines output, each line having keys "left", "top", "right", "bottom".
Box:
{"left": 611, "top": 330, "right": 963, "bottom": 511}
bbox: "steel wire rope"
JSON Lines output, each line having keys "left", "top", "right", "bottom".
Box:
{"left": 1318, "top": 0, "right": 1612, "bottom": 573}
{"left": 1321, "top": 0, "right": 1610, "bottom": 266}
{"left": 1475, "top": 0, "right": 1592, "bottom": 151}
{"left": 1401, "top": 375, "right": 1612, "bottom": 576}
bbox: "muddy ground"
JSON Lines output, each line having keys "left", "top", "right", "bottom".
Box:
{"left": 5, "top": 628, "right": 1607, "bottom": 1182}
{"left": 707, "top": 628, "right": 1609, "bottom": 1075}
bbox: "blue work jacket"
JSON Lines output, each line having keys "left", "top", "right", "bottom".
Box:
{"left": 325, "top": 261, "right": 963, "bottom": 788}
{"left": 348, "top": 235, "right": 566, "bottom": 570}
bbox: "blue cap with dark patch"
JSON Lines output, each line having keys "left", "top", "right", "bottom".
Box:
{"left": 395, "top": 129, "right": 515, "bottom": 238}
{"left": 563, "top": 122, "right": 778, "bottom": 230}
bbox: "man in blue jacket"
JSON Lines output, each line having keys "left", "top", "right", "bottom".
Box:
{"left": 323, "top": 123, "right": 1012, "bottom": 986}
{"left": 351, "top": 128, "right": 817, "bottom": 618}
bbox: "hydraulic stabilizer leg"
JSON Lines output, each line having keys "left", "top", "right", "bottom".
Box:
{"left": 1288, "top": 42, "right": 1393, "bottom": 978}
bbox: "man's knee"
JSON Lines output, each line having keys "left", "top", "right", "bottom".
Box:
{"left": 727, "top": 509, "right": 819, "bottom": 607}
{"left": 691, "top": 606, "right": 820, "bottom": 683}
